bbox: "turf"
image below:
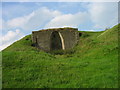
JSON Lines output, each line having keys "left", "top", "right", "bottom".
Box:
{"left": 2, "top": 24, "right": 119, "bottom": 88}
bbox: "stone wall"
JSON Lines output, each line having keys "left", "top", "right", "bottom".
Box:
{"left": 32, "top": 28, "right": 79, "bottom": 51}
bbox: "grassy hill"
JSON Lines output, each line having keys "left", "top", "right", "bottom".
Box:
{"left": 2, "top": 24, "right": 119, "bottom": 88}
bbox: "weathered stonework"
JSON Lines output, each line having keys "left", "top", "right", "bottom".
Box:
{"left": 32, "top": 27, "right": 80, "bottom": 51}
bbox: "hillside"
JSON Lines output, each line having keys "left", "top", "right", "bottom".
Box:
{"left": 2, "top": 24, "right": 119, "bottom": 88}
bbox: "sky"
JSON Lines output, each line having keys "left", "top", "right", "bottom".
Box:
{"left": 0, "top": 0, "right": 119, "bottom": 51}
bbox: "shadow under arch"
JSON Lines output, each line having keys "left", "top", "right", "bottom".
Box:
{"left": 50, "top": 31, "right": 65, "bottom": 50}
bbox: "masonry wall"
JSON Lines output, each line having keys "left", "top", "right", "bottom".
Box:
{"left": 32, "top": 28, "right": 79, "bottom": 51}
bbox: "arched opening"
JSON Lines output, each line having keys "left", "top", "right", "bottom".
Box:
{"left": 79, "top": 33, "right": 82, "bottom": 37}
{"left": 50, "top": 31, "right": 63, "bottom": 50}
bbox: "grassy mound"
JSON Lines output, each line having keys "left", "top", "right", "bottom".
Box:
{"left": 2, "top": 24, "right": 119, "bottom": 88}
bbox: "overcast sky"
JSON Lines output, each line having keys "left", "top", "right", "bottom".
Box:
{"left": 0, "top": 0, "right": 119, "bottom": 51}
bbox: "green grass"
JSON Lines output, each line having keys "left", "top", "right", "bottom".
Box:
{"left": 2, "top": 24, "right": 119, "bottom": 88}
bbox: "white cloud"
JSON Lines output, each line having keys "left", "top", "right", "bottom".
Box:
{"left": 44, "top": 2, "right": 118, "bottom": 30}
{"left": 6, "top": 7, "right": 61, "bottom": 31}
{"left": 7, "top": 12, "right": 35, "bottom": 28}
{"left": 45, "top": 12, "right": 89, "bottom": 28}
{"left": 0, "top": 29, "right": 24, "bottom": 51}
{"left": 88, "top": 2, "right": 118, "bottom": 29}
{"left": 24, "top": 7, "right": 61, "bottom": 30}
{"left": 4, "top": 3, "right": 118, "bottom": 31}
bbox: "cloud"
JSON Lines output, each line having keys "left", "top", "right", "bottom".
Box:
{"left": 6, "top": 7, "right": 62, "bottom": 31}
{"left": 4, "top": 3, "right": 118, "bottom": 31}
{"left": 0, "top": 29, "right": 24, "bottom": 51}
{"left": 24, "top": 7, "right": 61, "bottom": 30}
{"left": 88, "top": 2, "right": 118, "bottom": 29}
{"left": 44, "top": 12, "right": 89, "bottom": 28}
{"left": 7, "top": 12, "right": 34, "bottom": 28}
{"left": 44, "top": 2, "right": 118, "bottom": 30}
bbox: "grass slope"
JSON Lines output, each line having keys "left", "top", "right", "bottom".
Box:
{"left": 2, "top": 24, "right": 119, "bottom": 88}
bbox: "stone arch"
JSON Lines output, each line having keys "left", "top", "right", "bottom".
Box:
{"left": 50, "top": 31, "right": 65, "bottom": 50}
{"left": 79, "top": 32, "right": 82, "bottom": 37}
